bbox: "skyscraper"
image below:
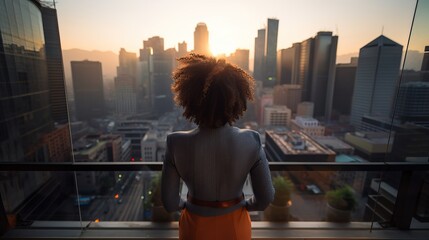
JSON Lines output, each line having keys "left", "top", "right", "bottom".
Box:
{"left": 227, "top": 49, "right": 249, "bottom": 72}
{"left": 194, "top": 23, "right": 210, "bottom": 56}
{"left": 277, "top": 43, "right": 300, "bottom": 85}
{"left": 143, "top": 36, "right": 164, "bottom": 55}
{"left": 333, "top": 58, "right": 358, "bottom": 116}
{"left": 41, "top": 6, "right": 68, "bottom": 124}
{"left": 1, "top": 0, "right": 55, "bottom": 162}
{"left": 310, "top": 32, "right": 338, "bottom": 119}
{"left": 115, "top": 49, "right": 137, "bottom": 116}
{"left": 139, "top": 37, "right": 175, "bottom": 116}
{"left": 264, "top": 18, "right": 279, "bottom": 87}
{"left": 71, "top": 60, "right": 105, "bottom": 121}
{"left": 0, "top": 0, "right": 72, "bottom": 220}
{"left": 178, "top": 41, "right": 188, "bottom": 58}
{"left": 279, "top": 32, "right": 337, "bottom": 119}
{"left": 253, "top": 28, "right": 266, "bottom": 81}
{"left": 422, "top": 46, "right": 429, "bottom": 71}
{"left": 298, "top": 38, "right": 314, "bottom": 101}
{"left": 395, "top": 82, "right": 429, "bottom": 126}
{"left": 421, "top": 46, "right": 429, "bottom": 81}
{"left": 350, "top": 35, "right": 403, "bottom": 128}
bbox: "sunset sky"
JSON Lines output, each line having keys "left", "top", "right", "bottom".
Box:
{"left": 56, "top": 0, "right": 417, "bottom": 58}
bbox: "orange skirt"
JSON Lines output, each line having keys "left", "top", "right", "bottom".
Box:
{"left": 179, "top": 207, "right": 251, "bottom": 240}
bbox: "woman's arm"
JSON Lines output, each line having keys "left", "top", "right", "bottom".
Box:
{"left": 246, "top": 135, "right": 275, "bottom": 211}
{"left": 161, "top": 135, "right": 185, "bottom": 212}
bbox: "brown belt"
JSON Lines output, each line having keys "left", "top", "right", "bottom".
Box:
{"left": 187, "top": 194, "right": 244, "bottom": 208}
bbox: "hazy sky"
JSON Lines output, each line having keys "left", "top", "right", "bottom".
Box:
{"left": 56, "top": 0, "right": 417, "bottom": 57}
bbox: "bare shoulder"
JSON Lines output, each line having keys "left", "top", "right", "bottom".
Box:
{"left": 167, "top": 128, "right": 199, "bottom": 142}
{"left": 232, "top": 127, "right": 262, "bottom": 145}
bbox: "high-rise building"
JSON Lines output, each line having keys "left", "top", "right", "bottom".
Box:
{"left": 310, "top": 32, "right": 338, "bottom": 119}
{"left": 395, "top": 82, "right": 429, "bottom": 126}
{"left": 143, "top": 36, "right": 164, "bottom": 55}
{"left": 227, "top": 49, "right": 249, "bottom": 72}
{"left": 333, "top": 58, "right": 358, "bottom": 116}
{"left": 194, "top": 23, "right": 210, "bottom": 56}
{"left": 421, "top": 46, "right": 429, "bottom": 81}
{"left": 1, "top": 0, "right": 55, "bottom": 162}
{"left": 0, "top": 0, "right": 72, "bottom": 220}
{"left": 298, "top": 38, "right": 314, "bottom": 101}
{"left": 137, "top": 47, "right": 153, "bottom": 113}
{"left": 350, "top": 35, "right": 402, "bottom": 128}
{"left": 115, "top": 49, "right": 137, "bottom": 116}
{"left": 117, "top": 48, "right": 137, "bottom": 77}
{"left": 115, "top": 74, "right": 137, "bottom": 116}
{"left": 273, "top": 84, "right": 302, "bottom": 113}
{"left": 178, "top": 41, "right": 188, "bottom": 58}
{"left": 71, "top": 60, "right": 105, "bottom": 121}
{"left": 253, "top": 29, "right": 266, "bottom": 81}
{"left": 422, "top": 46, "right": 429, "bottom": 71}
{"left": 138, "top": 37, "right": 175, "bottom": 116}
{"left": 264, "top": 18, "right": 279, "bottom": 87}
{"left": 41, "top": 6, "right": 68, "bottom": 124}
{"left": 281, "top": 32, "right": 338, "bottom": 119}
{"left": 277, "top": 43, "right": 300, "bottom": 85}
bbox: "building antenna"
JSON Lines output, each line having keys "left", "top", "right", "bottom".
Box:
{"left": 381, "top": 25, "right": 384, "bottom": 35}
{"left": 335, "top": 24, "right": 339, "bottom": 36}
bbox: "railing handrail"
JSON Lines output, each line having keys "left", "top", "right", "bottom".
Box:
{"left": 0, "top": 161, "right": 428, "bottom": 171}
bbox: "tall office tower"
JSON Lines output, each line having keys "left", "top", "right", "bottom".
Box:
{"left": 71, "top": 60, "right": 105, "bottom": 121}
{"left": 138, "top": 47, "right": 153, "bottom": 112}
{"left": 421, "top": 46, "right": 429, "bottom": 81}
{"left": 228, "top": 49, "right": 249, "bottom": 72}
{"left": 395, "top": 82, "right": 429, "bottom": 126}
{"left": 152, "top": 48, "right": 176, "bottom": 116}
{"left": 143, "top": 36, "right": 164, "bottom": 55}
{"left": 277, "top": 43, "right": 300, "bottom": 85}
{"left": 350, "top": 35, "right": 403, "bottom": 128}
{"left": 298, "top": 38, "right": 314, "bottom": 101}
{"left": 264, "top": 18, "right": 279, "bottom": 87}
{"left": 253, "top": 29, "right": 266, "bottom": 81}
{"left": 273, "top": 84, "right": 302, "bottom": 113}
{"left": 117, "top": 48, "right": 137, "bottom": 77}
{"left": 333, "top": 58, "right": 358, "bottom": 116}
{"left": 0, "top": 0, "right": 72, "bottom": 220}
{"left": 115, "top": 74, "right": 137, "bottom": 116}
{"left": 178, "top": 41, "right": 188, "bottom": 58}
{"left": 115, "top": 49, "right": 137, "bottom": 116}
{"left": 41, "top": 6, "right": 68, "bottom": 124}
{"left": 310, "top": 32, "right": 338, "bottom": 119}
{"left": 422, "top": 46, "right": 429, "bottom": 71}
{"left": 194, "top": 23, "right": 210, "bottom": 56}
{"left": 139, "top": 37, "right": 175, "bottom": 116}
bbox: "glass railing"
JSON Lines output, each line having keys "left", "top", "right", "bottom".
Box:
{"left": 1, "top": 162, "right": 429, "bottom": 239}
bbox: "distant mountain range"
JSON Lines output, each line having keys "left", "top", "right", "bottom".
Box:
{"left": 62, "top": 49, "right": 118, "bottom": 82}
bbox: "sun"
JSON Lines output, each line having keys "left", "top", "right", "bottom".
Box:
{"left": 210, "top": 38, "right": 237, "bottom": 57}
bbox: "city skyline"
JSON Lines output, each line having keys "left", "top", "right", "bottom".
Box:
{"left": 56, "top": 0, "right": 416, "bottom": 58}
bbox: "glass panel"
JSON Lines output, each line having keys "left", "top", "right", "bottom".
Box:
{"left": 388, "top": 0, "right": 429, "bottom": 229}
{"left": 248, "top": 170, "right": 379, "bottom": 224}
{"left": 74, "top": 170, "right": 173, "bottom": 222}
{"left": 0, "top": 171, "right": 81, "bottom": 229}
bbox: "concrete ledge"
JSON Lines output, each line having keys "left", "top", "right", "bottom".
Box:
{"left": 3, "top": 221, "right": 429, "bottom": 239}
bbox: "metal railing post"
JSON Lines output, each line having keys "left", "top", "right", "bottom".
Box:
{"left": 0, "top": 192, "right": 9, "bottom": 236}
{"left": 392, "top": 170, "right": 424, "bottom": 229}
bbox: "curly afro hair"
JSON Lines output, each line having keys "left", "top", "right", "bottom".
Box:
{"left": 172, "top": 53, "right": 255, "bottom": 128}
